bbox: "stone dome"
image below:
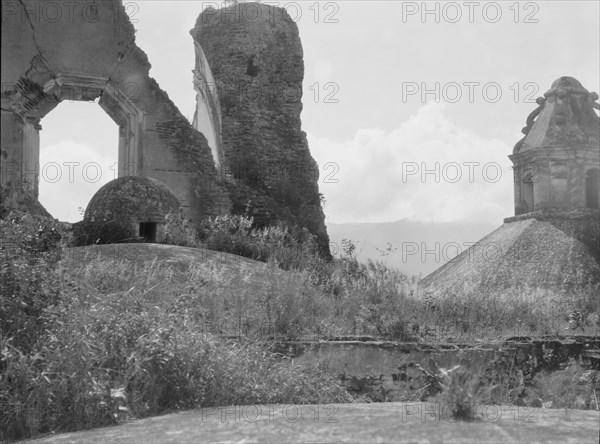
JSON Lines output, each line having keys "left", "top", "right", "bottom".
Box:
{"left": 78, "top": 176, "right": 180, "bottom": 245}
{"left": 549, "top": 76, "right": 586, "bottom": 92}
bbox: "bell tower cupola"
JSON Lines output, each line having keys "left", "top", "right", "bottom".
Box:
{"left": 510, "top": 76, "right": 600, "bottom": 215}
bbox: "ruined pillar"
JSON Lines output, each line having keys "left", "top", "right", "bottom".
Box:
{"left": 192, "top": 3, "right": 331, "bottom": 256}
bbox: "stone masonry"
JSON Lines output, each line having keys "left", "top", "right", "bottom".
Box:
{"left": 1, "top": 0, "right": 232, "bottom": 225}
{"left": 192, "top": 3, "right": 331, "bottom": 256}
{"left": 423, "top": 77, "right": 600, "bottom": 297}
{"left": 1, "top": 1, "right": 330, "bottom": 254}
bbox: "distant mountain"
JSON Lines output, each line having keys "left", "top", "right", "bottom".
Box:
{"left": 326, "top": 219, "right": 500, "bottom": 278}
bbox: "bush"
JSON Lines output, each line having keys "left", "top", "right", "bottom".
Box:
{"left": 0, "top": 212, "right": 65, "bottom": 353}
{"left": 162, "top": 210, "right": 200, "bottom": 247}
{"left": 433, "top": 360, "right": 495, "bottom": 421}
{"left": 1, "top": 287, "right": 351, "bottom": 441}
{"left": 197, "top": 215, "right": 322, "bottom": 272}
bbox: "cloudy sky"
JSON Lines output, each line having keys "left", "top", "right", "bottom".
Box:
{"left": 39, "top": 1, "right": 600, "bottom": 225}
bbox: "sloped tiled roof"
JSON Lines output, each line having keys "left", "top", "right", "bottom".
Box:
{"left": 422, "top": 217, "right": 600, "bottom": 296}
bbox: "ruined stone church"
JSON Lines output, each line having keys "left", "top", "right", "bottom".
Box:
{"left": 2, "top": 2, "right": 599, "bottom": 293}
{"left": 1, "top": 1, "right": 330, "bottom": 255}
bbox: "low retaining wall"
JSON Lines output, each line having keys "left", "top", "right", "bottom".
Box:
{"left": 274, "top": 336, "right": 600, "bottom": 401}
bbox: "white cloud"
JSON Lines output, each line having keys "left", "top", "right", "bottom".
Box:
{"left": 39, "top": 142, "right": 118, "bottom": 222}
{"left": 37, "top": 101, "right": 118, "bottom": 222}
{"left": 308, "top": 102, "right": 513, "bottom": 224}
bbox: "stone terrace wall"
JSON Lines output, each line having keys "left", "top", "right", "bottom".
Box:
{"left": 192, "top": 3, "right": 331, "bottom": 256}
{"left": 286, "top": 337, "right": 600, "bottom": 402}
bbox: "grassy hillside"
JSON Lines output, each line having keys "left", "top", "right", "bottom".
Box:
{"left": 2, "top": 212, "right": 599, "bottom": 441}
{"left": 63, "top": 243, "right": 328, "bottom": 339}
{"left": 1, "top": 214, "right": 352, "bottom": 441}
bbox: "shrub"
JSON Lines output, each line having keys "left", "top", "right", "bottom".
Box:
{"left": 429, "top": 357, "right": 495, "bottom": 421}
{"left": 197, "top": 215, "right": 322, "bottom": 272}
{"left": 437, "top": 367, "right": 495, "bottom": 421}
{"left": 0, "top": 212, "right": 65, "bottom": 353}
{"left": 162, "top": 210, "right": 200, "bottom": 247}
{"left": 198, "top": 214, "right": 256, "bottom": 258}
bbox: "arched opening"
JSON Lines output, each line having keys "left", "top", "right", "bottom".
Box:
{"left": 3, "top": 73, "right": 144, "bottom": 221}
{"left": 139, "top": 222, "right": 158, "bottom": 242}
{"left": 586, "top": 168, "right": 600, "bottom": 209}
{"left": 523, "top": 172, "right": 534, "bottom": 213}
{"left": 39, "top": 102, "right": 118, "bottom": 222}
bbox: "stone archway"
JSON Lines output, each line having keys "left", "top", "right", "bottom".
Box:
{"left": 4, "top": 72, "right": 144, "bottom": 199}
{"left": 1, "top": 0, "right": 229, "bottom": 221}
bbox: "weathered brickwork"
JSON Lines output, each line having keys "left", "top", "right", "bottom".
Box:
{"left": 74, "top": 176, "right": 181, "bottom": 245}
{"left": 1, "top": 0, "right": 229, "bottom": 229}
{"left": 1, "top": 1, "right": 329, "bottom": 254}
{"left": 192, "top": 3, "right": 331, "bottom": 256}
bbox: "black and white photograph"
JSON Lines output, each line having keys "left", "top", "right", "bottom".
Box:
{"left": 1, "top": 1, "right": 599, "bottom": 443}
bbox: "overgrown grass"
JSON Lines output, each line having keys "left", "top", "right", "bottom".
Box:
{"left": 419, "top": 285, "right": 600, "bottom": 339}
{"left": 1, "top": 294, "right": 351, "bottom": 440}
{"left": 1, "top": 212, "right": 351, "bottom": 441}
{"left": 72, "top": 211, "right": 600, "bottom": 341}
{"left": 2, "top": 210, "right": 599, "bottom": 439}
{"left": 180, "top": 215, "right": 600, "bottom": 339}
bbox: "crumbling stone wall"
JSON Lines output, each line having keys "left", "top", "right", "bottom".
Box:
{"left": 192, "top": 3, "right": 331, "bottom": 256}
{"left": 289, "top": 337, "right": 600, "bottom": 402}
{"left": 2, "top": 1, "right": 331, "bottom": 256}
{"left": 1, "top": 0, "right": 230, "bottom": 223}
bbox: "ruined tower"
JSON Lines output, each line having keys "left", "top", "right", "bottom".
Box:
{"left": 191, "top": 3, "right": 331, "bottom": 256}
{"left": 422, "top": 77, "right": 600, "bottom": 298}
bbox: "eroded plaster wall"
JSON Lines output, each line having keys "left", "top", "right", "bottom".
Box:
{"left": 192, "top": 42, "right": 223, "bottom": 171}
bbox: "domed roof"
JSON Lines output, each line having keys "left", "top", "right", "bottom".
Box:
{"left": 549, "top": 76, "right": 585, "bottom": 91}
{"left": 85, "top": 176, "right": 180, "bottom": 222}
{"left": 77, "top": 176, "right": 181, "bottom": 245}
{"left": 513, "top": 76, "right": 599, "bottom": 153}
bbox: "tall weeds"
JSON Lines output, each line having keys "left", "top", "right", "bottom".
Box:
{"left": 2, "top": 211, "right": 599, "bottom": 440}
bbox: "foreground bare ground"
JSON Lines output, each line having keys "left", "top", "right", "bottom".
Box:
{"left": 25, "top": 402, "right": 598, "bottom": 444}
